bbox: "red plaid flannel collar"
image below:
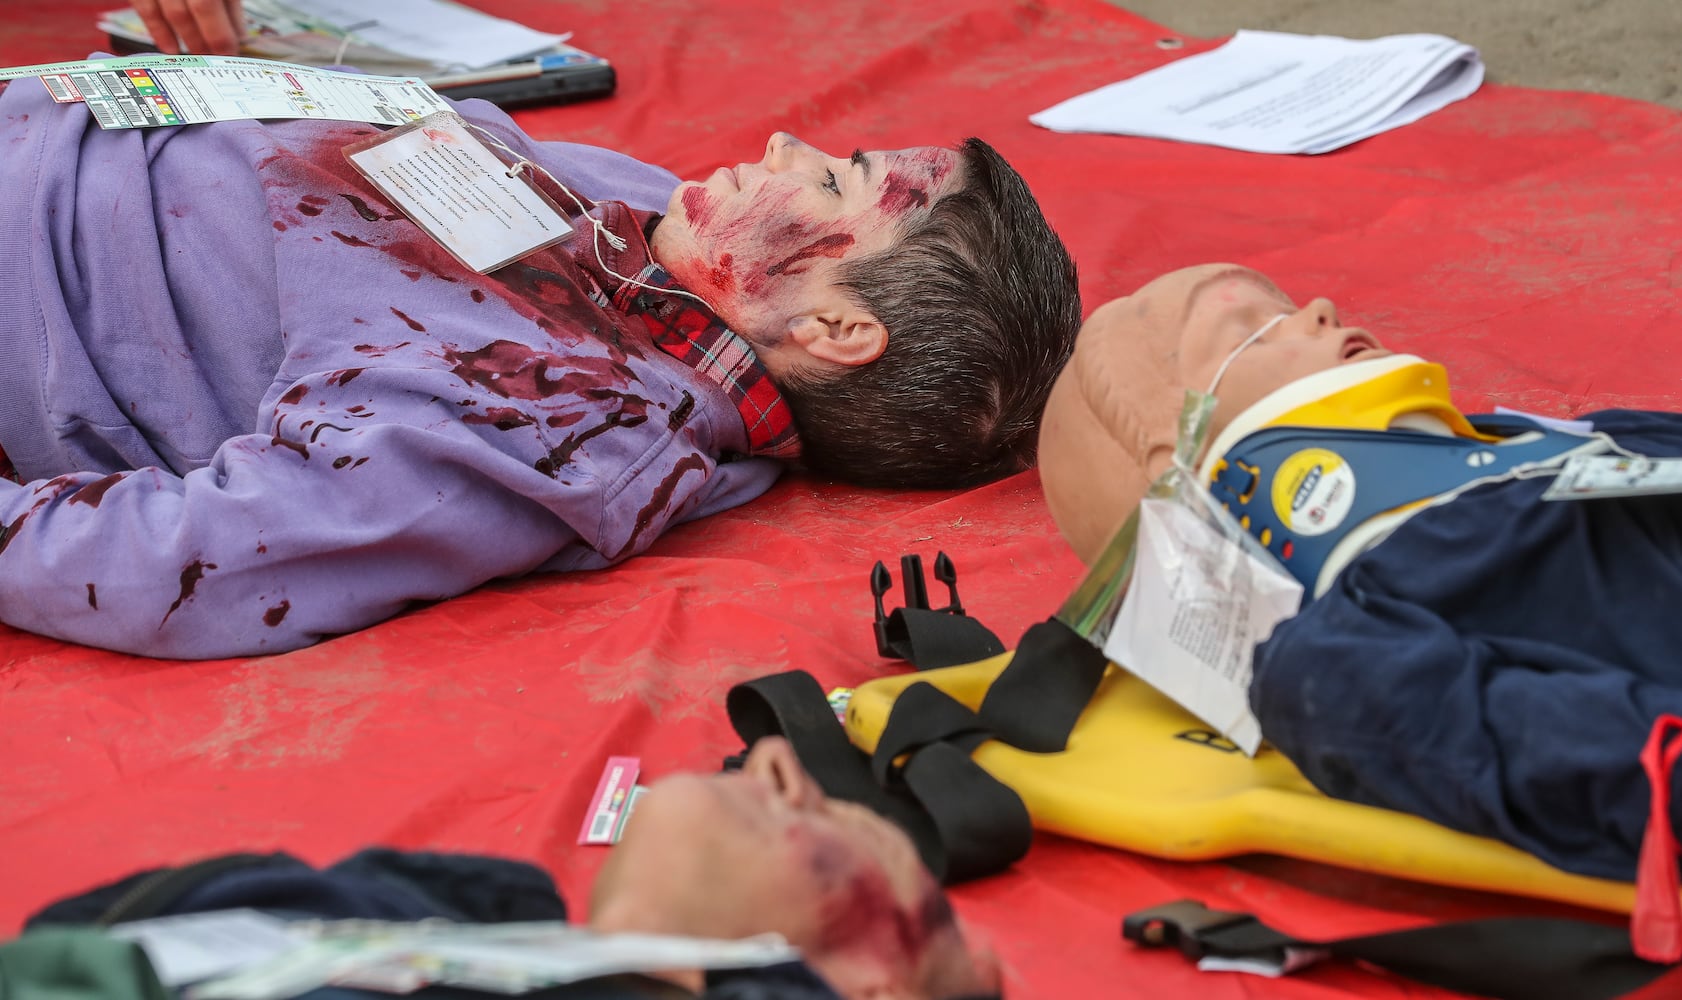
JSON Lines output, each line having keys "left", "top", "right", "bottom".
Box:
{"left": 566, "top": 201, "right": 801, "bottom": 461}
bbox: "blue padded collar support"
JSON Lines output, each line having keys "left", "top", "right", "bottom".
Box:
{"left": 1208, "top": 414, "right": 1602, "bottom": 597}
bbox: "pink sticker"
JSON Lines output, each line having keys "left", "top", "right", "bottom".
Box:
{"left": 578, "top": 755, "right": 641, "bottom": 845}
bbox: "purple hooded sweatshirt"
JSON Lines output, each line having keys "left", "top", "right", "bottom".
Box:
{"left": 0, "top": 81, "right": 787, "bottom": 659}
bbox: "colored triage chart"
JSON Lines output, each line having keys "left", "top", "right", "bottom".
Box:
{"left": 0, "top": 54, "right": 451, "bottom": 129}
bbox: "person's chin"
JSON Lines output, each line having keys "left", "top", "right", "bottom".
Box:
{"left": 665, "top": 180, "right": 699, "bottom": 215}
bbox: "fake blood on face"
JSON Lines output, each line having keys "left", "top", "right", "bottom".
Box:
{"left": 705, "top": 254, "right": 737, "bottom": 294}
{"left": 878, "top": 171, "right": 930, "bottom": 214}
{"left": 811, "top": 863, "right": 943, "bottom": 964}
{"left": 765, "top": 234, "right": 855, "bottom": 277}
{"left": 682, "top": 187, "right": 719, "bottom": 231}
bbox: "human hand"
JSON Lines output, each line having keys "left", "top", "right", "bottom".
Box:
{"left": 130, "top": 0, "right": 246, "bottom": 56}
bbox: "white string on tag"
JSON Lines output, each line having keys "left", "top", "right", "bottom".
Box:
{"left": 333, "top": 20, "right": 379, "bottom": 66}
{"left": 461, "top": 121, "right": 720, "bottom": 313}
{"left": 1205, "top": 313, "right": 1288, "bottom": 397}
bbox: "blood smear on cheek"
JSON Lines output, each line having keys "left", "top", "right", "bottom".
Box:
{"left": 682, "top": 187, "right": 719, "bottom": 231}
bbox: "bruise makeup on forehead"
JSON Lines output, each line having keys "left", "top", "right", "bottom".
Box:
{"left": 1181, "top": 267, "right": 1293, "bottom": 325}
{"left": 877, "top": 147, "right": 956, "bottom": 216}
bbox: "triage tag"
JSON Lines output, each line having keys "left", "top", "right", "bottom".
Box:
{"left": 579, "top": 755, "right": 641, "bottom": 845}
{"left": 343, "top": 111, "right": 572, "bottom": 273}
{"left": 1542, "top": 454, "right": 1682, "bottom": 501}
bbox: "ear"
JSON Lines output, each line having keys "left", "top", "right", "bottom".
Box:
{"left": 787, "top": 305, "right": 888, "bottom": 368}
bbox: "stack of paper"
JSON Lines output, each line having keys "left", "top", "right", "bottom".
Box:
{"left": 1031, "top": 30, "right": 1484, "bottom": 155}
{"left": 99, "top": 0, "right": 568, "bottom": 75}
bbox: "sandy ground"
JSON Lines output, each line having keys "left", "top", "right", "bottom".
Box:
{"left": 1109, "top": 0, "right": 1682, "bottom": 110}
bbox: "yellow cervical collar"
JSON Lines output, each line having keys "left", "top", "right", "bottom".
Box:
{"left": 1199, "top": 355, "right": 1495, "bottom": 481}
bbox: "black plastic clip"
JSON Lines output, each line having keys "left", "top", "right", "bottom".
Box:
{"left": 871, "top": 552, "right": 967, "bottom": 658}
{"left": 1121, "top": 900, "right": 1259, "bottom": 960}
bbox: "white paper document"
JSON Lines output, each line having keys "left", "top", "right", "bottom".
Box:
{"left": 99, "top": 1, "right": 572, "bottom": 78}
{"left": 188, "top": 920, "right": 799, "bottom": 1000}
{"left": 108, "top": 910, "right": 303, "bottom": 988}
{"left": 1542, "top": 455, "right": 1682, "bottom": 501}
{"left": 1031, "top": 30, "right": 1485, "bottom": 154}
{"left": 1102, "top": 498, "right": 1303, "bottom": 755}
{"left": 279, "top": 0, "right": 567, "bottom": 71}
{"left": 0, "top": 55, "right": 448, "bottom": 129}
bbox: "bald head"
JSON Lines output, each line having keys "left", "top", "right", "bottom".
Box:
{"left": 1038, "top": 265, "right": 1390, "bottom": 564}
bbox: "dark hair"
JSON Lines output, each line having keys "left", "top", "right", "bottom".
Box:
{"left": 778, "top": 137, "right": 1081, "bottom": 489}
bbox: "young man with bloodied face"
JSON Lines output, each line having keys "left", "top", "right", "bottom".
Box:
{"left": 0, "top": 81, "right": 1079, "bottom": 658}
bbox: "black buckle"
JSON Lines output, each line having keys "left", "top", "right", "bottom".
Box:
{"left": 870, "top": 552, "right": 967, "bottom": 659}
{"left": 1122, "top": 900, "right": 1258, "bottom": 960}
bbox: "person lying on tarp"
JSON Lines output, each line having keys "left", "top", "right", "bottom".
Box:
{"left": 19, "top": 738, "right": 999, "bottom": 1000}
{"left": 1034, "top": 263, "right": 1682, "bottom": 887}
{"left": 0, "top": 76, "right": 1079, "bottom": 660}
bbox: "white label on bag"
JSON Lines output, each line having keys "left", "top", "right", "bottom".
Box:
{"left": 1542, "top": 454, "right": 1682, "bottom": 501}
{"left": 1102, "top": 497, "right": 1303, "bottom": 756}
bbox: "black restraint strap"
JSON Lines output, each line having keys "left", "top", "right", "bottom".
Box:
{"left": 725, "top": 671, "right": 1029, "bottom": 884}
{"left": 1125, "top": 900, "right": 1679, "bottom": 1000}
{"left": 863, "top": 618, "right": 1107, "bottom": 839}
{"left": 723, "top": 616, "right": 1104, "bottom": 885}
{"left": 870, "top": 682, "right": 992, "bottom": 786}
{"left": 972, "top": 619, "right": 1110, "bottom": 752}
{"left": 879, "top": 607, "right": 1007, "bottom": 672}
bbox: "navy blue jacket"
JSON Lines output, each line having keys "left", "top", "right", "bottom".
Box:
{"left": 27, "top": 851, "right": 848, "bottom": 1000}
{"left": 1251, "top": 409, "right": 1682, "bottom": 882}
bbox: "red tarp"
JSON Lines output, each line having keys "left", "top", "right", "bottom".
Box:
{"left": 4, "top": 1, "right": 1682, "bottom": 996}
